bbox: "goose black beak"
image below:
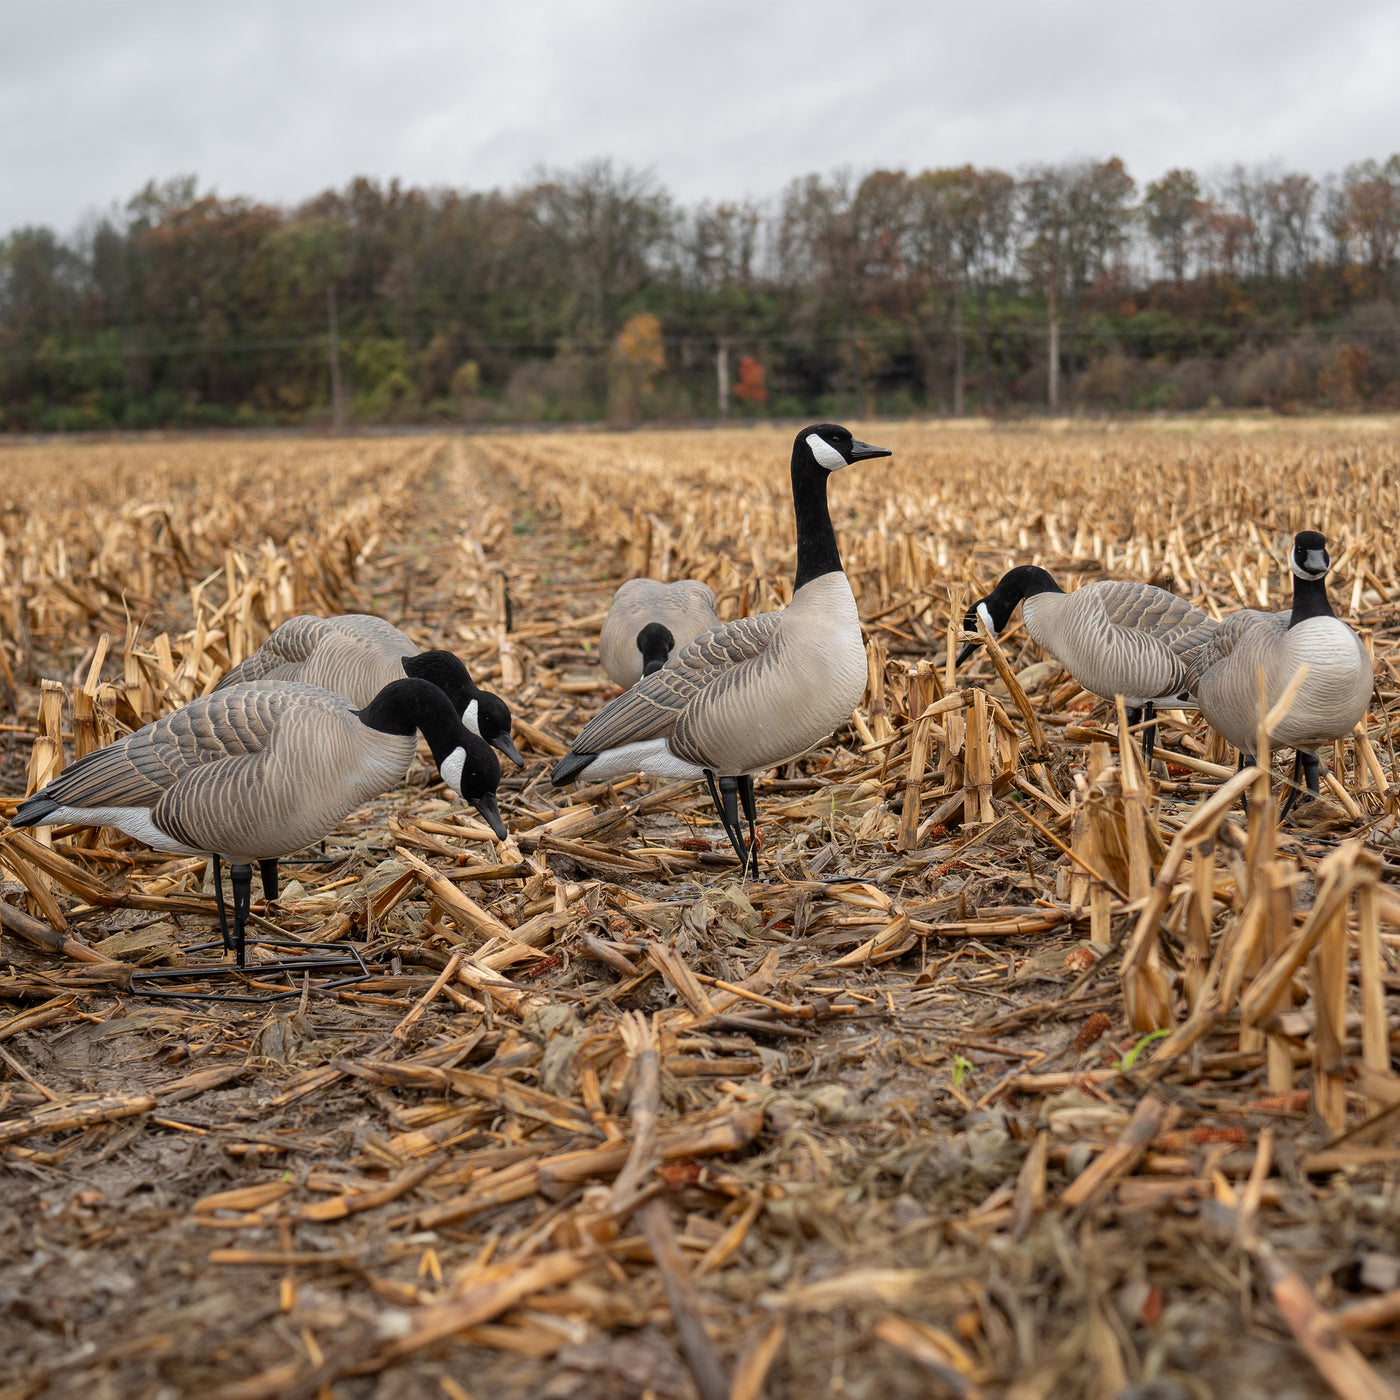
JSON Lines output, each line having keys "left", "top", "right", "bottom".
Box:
{"left": 492, "top": 733, "right": 525, "bottom": 767}
{"left": 847, "top": 439, "right": 892, "bottom": 462}
{"left": 471, "top": 793, "right": 509, "bottom": 841}
{"left": 955, "top": 641, "right": 979, "bottom": 667}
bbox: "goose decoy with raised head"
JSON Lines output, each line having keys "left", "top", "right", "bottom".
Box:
{"left": 957, "top": 566, "right": 1219, "bottom": 759}
{"left": 216, "top": 614, "right": 522, "bottom": 765}
{"left": 13, "top": 678, "right": 508, "bottom": 965}
{"left": 1183, "top": 531, "right": 1372, "bottom": 815}
{"left": 599, "top": 579, "right": 722, "bottom": 688}
{"left": 551, "top": 423, "right": 891, "bottom": 874}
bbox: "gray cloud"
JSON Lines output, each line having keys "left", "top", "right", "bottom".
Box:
{"left": 1, "top": 0, "right": 1397, "bottom": 233}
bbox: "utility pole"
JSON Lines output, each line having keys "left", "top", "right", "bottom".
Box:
{"left": 1047, "top": 215, "right": 1060, "bottom": 413}
{"left": 327, "top": 284, "right": 345, "bottom": 432}
{"left": 716, "top": 339, "right": 730, "bottom": 420}
{"left": 953, "top": 284, "right": 965, "bottom": 416}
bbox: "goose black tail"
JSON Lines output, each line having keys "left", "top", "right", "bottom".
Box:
{"left": 551, "top": 751, "right": 597, "bottom": 787}
{"left": 12, "top": 795, "right": 58, "bottom": 829}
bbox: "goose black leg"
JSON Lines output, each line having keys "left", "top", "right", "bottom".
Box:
{"left": 738, "top": 775, "right": 760, "bottom": 875}
{"left": 1280, "top": 750, "right": 1321, "bottom": 819}
{"left": 211, "top": 853, "right": 233, "bottom": 954}
{"left": 1140, "top": 702, "right": 1158, "bottom": 765}
{"left": 1302, "top": 750, "right": 1321, "bottom": 799}
{"left": 259, "top": 858, "right": 279, "bottom": 903}
{"left": 1238, "top": 750, "right": 1253, "bottom": 816}
{"left": 718, "top": 775, "right": 757, "bottom": 878}
{"left": 230, "top": 863, "right": 253, "bottom": 968}
{"left": 704, "top": 769, "right": 752, "bottom": 873}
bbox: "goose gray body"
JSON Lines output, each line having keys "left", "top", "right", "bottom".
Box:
{"left": 963, "top": 567, "right": 1218, "bottom": 708}
{"left": 571, "top": 571, "right": 865, "bottom": 781}
{"left": 17, "top": 682, "right": 419, "bottom": 863}
{"left": 14, "top": 677, "right": 507, "bottom": 964}
{"left": 216, "top": 614, "right": 522, "bottom": 765}
{"left": 216, "top": 615, "right": 416, "bottom": 705}
{"left": 1184, "top": 610, "right": 1372, "bottom": 754}
{"left": 599, "top": 578, "right": 722, "bottom": 688}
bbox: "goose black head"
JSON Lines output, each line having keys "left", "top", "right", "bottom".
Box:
{"left": 796, "top": 423, "right": 892, "bottom": 472}
{"left": 404, "top": 649, "right": 522, "bottom": 766}
{"left": 1290, "top": 531, "right": 1330, "bottom": 582}
{"left": 472, "top": 691, "right": 523, "bottom": 767}
{"left": 636, "top": 621, "right": 676, "bottom": 677}
{"left": 955, "top": 566, "right": 1063, "bottom": 666}
{"left": 356, "top": 678, "right": 509, "bottom": 839}
{"left": 437, "top": 738, "right": 508, "bottom": 841}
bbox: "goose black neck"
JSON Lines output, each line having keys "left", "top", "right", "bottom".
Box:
{"left": 792, "top": 455, "right": 842, "bottom": 591}
{"left": 357, "top": 677, "right": 458, "bottom": 745}
{"left": 1288, "top": 574, "right": 1334, "bottom": 628}
{"left": 401, "top": 649, "right": 475, "bottom": 714}
{"left": 983, "top": 565, "right": 1063, "bottom": 628}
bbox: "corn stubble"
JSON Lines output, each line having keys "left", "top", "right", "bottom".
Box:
{"left": 0, "top": 420, "right": 1398, "bottom": 1400}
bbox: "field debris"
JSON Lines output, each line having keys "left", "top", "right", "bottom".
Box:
{"left": 1, "top": 421, "right": 1399, "bottom": 1398}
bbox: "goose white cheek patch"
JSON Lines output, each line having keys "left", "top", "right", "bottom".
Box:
{"left": 462, "top": 699, "right": 480, "bottom": 736}
{"left": 440, "top": 747, "right": 466, "bottom": 794}
{"left": 978, "top": 602, "right": 994, "bottom": 632}
{"left": 805, "top": 433, "right": 848, "bottom": 470}
{"left": 1291, "top": 554, "right": 1328, "bottom": 580}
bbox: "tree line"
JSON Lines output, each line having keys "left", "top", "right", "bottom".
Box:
{"left": 1, "top": 153, "right": 1398, "bottom": 431}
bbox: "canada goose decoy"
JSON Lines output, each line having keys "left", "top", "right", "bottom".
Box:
{"left": 956, "top": 567, "right": 1219, "bottom": 760}
{"left": 1183, "top": 531, "right": 1372, "bottom": 816}
{"left": 599, "top": 579, "right": 722, "bottom": 688}
{"left": 13, "top": 677, "right": 508, "bottom": 965}
{"left": 216, "top": 614, "right": 523, "bottom": 766}
{"left": 551, "top": 423, "right": 891, "bottom": 874}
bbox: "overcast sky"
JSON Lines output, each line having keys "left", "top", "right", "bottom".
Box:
{"left": 2, "top": 0, "right": 1397, "bottom": 234}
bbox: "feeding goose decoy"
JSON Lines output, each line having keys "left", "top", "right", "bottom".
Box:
{"left": 956, "top": 567, "right": 1219, "bottom": 760}
{"left": 13, "top": 677, "right": 508, "bottom": 965}
{"left": 551, "top": 423, "right": 891, "bottom": 874}
{"left": 216, "top": 613, "right": 522, "bottom": 765}
{"left": 599, "top": 579, "right": 722, "bottom": 688}
{"left": 1182, "top": 531, "right": 1372, "bottom": 816}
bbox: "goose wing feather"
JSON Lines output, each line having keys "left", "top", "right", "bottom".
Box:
{"left": 1090, "top": 581, "right": 1219, "bottom": 650}
{"left": 1182, "top": 609, "right": 1282, "bottom": 691}
{"left": 572, "top": 612, "right": 781, "bottom": 754}
{"left": 213, "top": 616, "right": 333, "bottom": 689}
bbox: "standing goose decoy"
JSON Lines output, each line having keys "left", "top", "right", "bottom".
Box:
{"left": 216, "top": 614, "right": 523, "bottom": 766}
{"left": 599, "top": 579, "right": 722, "bottom": 688}
{"left": 13, "top": 678, "right": 508, "bottom": 965}
{"left": 956, "top": 567, "right": 1219, "bottom": 760}
{"left": 1183, "top": 531, "right": 1372, "bottom": 816}
{"left": 551, "top": 423, "right": 891, "bottom": 874}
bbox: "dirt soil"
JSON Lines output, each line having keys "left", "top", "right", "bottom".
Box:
{"left": 1, "top": 428, "right": 1398, "bottom": 1400}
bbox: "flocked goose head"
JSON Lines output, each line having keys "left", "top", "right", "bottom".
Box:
{"left": 797, "top": 423, "right": 892, "bottom": 471}
{"left": 403, "top": 648, "right": 522, "bottom": 766}
{"left": 1291, "top": 531, "right": 1330, "bottom": 581}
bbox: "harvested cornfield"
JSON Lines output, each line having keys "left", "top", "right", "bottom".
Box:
{"left": 1, "top": 418, "right": 1399, "bottom": 1400}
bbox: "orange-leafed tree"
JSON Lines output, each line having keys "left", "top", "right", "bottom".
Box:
{"left": 608, "top": 312, "right": 666, "bottom": 422}
{"left": 732, "top": 355, "right": 767, "bottom": 404}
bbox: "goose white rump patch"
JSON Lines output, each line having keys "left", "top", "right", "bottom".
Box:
{"left": 805, "top": 433, "right": 847, "bottom": 471}
{"left": 579, "top": 739, "right": 706, "bottom": 783}
{"left": 49, "top": 806, "right": 201, "bottom": 854}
